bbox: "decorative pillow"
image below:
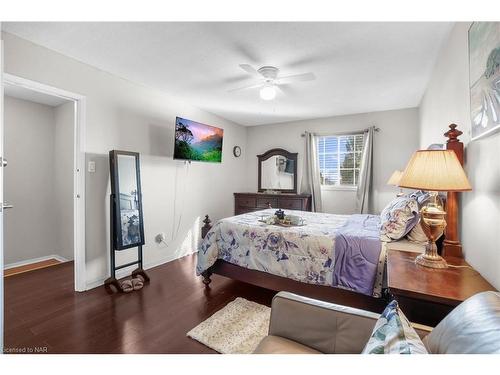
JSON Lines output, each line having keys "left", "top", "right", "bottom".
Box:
{"left": 380, "top": 197, "right": 419, "bottom": 242}
{"left": 362, "top": 300, "right": 428, "bottom": 354}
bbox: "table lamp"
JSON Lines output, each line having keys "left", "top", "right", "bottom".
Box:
{"left": 387, "top": 170, "right": 404, "bottom": 196}
{"left": 399, "top": 150, "right": 472, "bottom": 268}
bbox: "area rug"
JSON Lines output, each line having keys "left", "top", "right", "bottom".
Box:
{"left": 187, "top": 297, "right": 271, "bottom": 354}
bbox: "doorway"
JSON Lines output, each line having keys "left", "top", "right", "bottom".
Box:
{"left": 2, "top": 74, "right": 86, "bottom": 291}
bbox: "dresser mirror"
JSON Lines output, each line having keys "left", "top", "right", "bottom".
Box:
{"left": 257, "top": 148, "right": 298, "bottom": 193}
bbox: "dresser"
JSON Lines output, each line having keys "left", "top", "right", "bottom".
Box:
{"left": 234, "top": 193, "right": 312, "bottom": 215}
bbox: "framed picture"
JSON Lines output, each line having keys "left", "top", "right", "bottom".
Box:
{"left": 109, "top": 150, "right": 145, "bottom": 250}
{"left": 468, "top": 22, "right": 500, "bottom": 141}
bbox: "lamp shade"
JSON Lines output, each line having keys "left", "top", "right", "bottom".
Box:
{"left": 387, "top": 170, "right": 403, "bottom": 186}
{"left": 399, "top": 150, "right": 472, "bottom": 192}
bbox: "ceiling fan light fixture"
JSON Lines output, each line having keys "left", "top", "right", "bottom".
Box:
{"left": 259, "top": 84, "right": 277, "bottom": 101}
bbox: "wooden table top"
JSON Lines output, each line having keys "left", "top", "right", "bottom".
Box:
{"left": 387, "top": 250, "right": 496, "bottom": 306}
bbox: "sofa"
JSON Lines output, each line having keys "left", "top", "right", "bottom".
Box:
{"left": 254, "top": 291, "right": 500, "bottom": 354}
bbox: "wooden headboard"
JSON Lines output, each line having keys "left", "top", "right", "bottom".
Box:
{"left": 443, "top": 124, "right": 464, "bottom": 258}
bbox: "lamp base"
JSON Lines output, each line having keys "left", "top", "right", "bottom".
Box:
{"left": 415, "top": 253, "right": 448, "bottom": 269}
{"left": 417, "top": 193, "right": 448, "bottom": 269}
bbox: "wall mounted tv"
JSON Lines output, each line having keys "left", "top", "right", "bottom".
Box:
{"left": 174, "top": 117, "right": 224, "bottom": 163}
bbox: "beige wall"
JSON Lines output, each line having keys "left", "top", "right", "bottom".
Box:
{"left": 245, "top": 108, "right": 420, "bottom": 214}
{"left": 3, "top": 96, "right": 72, "bottom": 264}
{"left": 419, "top": 22, "right": 500, "bottom": 289}
{"left": 2, "top": 32, "right": 249, "bottom": 288}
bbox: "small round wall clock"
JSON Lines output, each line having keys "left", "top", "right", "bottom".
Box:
{"left": 233, "top": 146, "right": 242, "bottom": 157}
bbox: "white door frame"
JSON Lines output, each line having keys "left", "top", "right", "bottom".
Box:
{"left": 1, "top": 34, "right": 5, "bottom": 353}
{"left": 3, "top": 73, "right": 87, "bottom": 292}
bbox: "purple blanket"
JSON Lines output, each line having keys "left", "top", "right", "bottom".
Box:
{"left": 333, "top": 214, "right": 382, "bottom": 296}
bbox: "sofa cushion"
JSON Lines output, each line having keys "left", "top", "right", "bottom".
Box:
{"left": 423, "top": 291, "right": 500, "bottom": 354}
{"left": 268, "top": 292, "right": 379, "bottom": 353}
{"left": 362, "top": 300, "right": 427, "bottom": 354}
{"left": 253, "top": 335, "right": 322, "bottom": 354}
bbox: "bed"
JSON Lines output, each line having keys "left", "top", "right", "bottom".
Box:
{"left": 197, "top": 209, "right": 397, "bottom": 312}
{"left": 197, "top": 124, "right": 464, "bottom": 313}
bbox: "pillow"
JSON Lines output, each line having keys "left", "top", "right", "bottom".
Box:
{"left": 406, "top": 221, "right": 428, "bottom": 244}
{"left": 362, "top": 300, "right": 428, "bottom": 354}
{"left": 380, "top": 196, "right": 419, "bottom": 242}
{"left": 405, "top": 191, "right": 431, "bottom": 244}
{"left": 407, "top": 190, "right": 431, "bottom": 206}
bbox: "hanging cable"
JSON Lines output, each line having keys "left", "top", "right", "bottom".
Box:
{"left": 170, "top": 161, "right": 190, "bottom": 242}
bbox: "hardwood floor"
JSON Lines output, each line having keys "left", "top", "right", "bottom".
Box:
{"left": 3, "top": 254, "right": 276, "bottom": 354}
{"left": 4, "top": 258, "right": 63, "bottom": 277}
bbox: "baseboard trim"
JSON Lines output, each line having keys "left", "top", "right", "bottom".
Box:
{"left": 85, "top": 250, "right": 198, "bottom": 291}
{"left": 4, "top": 254, "right": 70, "bottom": 270}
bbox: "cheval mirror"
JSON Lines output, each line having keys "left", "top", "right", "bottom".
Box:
{"left": 106, "top": 150, "right": 149, "bottom": 293}
{"left": 257, "top": 148, "right": 298, "bottom": 193}
{"left": 110, "top": 151, "right": 145, "bottom": 250}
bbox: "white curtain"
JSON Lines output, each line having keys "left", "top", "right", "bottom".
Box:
{"left": 301, "top": 131, "right": 323, "bottom": 212}
{"left": 356, "top": 126, "right": 375, "bottom": 214}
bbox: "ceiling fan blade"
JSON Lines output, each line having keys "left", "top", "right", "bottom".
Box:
{"left": 276, "top": 72, "right": 316, "bottom": 84}
{"left": 239, "top": 64, "right": 260, "bottom": 76}
{"left": 227, "top": 82, "right": 263, "bottom": 93}
{"left": 275, "top": 85, "right": 285, "bottom": 96}
{"left": 275, "top": 84, "right": 295, "bottom": 96}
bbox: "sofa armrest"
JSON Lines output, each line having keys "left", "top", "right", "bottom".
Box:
{"left": 268, "top": 292, "right": 380, "bottom": 353}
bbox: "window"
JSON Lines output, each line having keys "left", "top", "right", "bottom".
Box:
{"left": 317, "top": 134, "right": 364, "bottom": 187}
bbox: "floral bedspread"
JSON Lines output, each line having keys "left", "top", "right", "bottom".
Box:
{"left": 196, "top": 209, "right": 385, "bottom": 297}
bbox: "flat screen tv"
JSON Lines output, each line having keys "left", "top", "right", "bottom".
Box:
{"left": 174, "top": 117, "right": 224, "bottom": 163}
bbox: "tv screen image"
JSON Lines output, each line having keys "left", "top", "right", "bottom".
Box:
{"left": 174, "top": 117, "right": 224, "bottom": 163}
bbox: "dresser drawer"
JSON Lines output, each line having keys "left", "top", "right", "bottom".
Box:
{"left": 234, "top": 193, "right": 311, "bottom": 215}
{"left": 257, "top": 197, "right": 278, "bottom": 208}
{"left": 235, "top": 207, "right": 261, "bottom": 215}
{"left": 235, "top": 196, "right": 256, "bottom": 208}
{"left": 278, "top": 198, "right": 304, "bottom": 210}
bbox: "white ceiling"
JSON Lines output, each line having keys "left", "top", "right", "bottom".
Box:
{"left": 4, "top": 83, "right": 70, "bottom": 107}
{"left": 2, "top": 22, "right": 452, "bottom": 126}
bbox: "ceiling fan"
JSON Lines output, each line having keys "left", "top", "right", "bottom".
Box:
{"left": 229, "top": 64, "right": 316, "bottom": 100}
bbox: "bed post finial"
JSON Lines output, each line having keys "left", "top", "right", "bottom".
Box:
{"left": 443, "top": 124, "right": 464, "bottom": 258}
{"left": 444, "top": 123, "right": 463, "bottom": 143}
{"left": 201, "top": 215, "right": 212, "bottom": 239}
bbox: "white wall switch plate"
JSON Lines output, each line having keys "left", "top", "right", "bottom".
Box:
{"left": 88, "top": 161, "right": 96, "bottom": 173}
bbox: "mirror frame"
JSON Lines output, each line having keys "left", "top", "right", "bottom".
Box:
{"left": 109, "top": 150, "right": 146, "bottom": 250}
{"left": 257, "top": 148, "right": 298, "bottom": 193}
